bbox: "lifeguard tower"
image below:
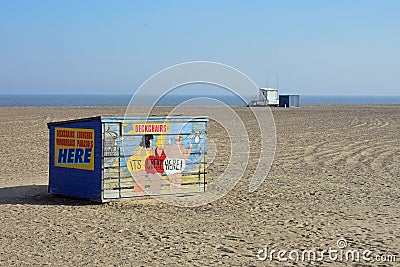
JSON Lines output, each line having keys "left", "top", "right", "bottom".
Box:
{"left": 247, "top": 88, "right": 279, "bottom": 107}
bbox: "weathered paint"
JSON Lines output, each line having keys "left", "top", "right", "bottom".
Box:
{"left": 102, "top": 117, "right": 208, "bottom": 200}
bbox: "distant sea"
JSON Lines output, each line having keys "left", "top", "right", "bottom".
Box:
{"left": 1, "top": 94, "right": 400, "bottom": 107}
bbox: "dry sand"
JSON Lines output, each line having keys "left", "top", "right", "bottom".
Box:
{"left": 0, "top": 105, "right": 399, "bottom": 266}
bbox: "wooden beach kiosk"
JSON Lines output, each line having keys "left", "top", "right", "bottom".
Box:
{"left": 48, "top": 116, "right": 208, "bottom": 202}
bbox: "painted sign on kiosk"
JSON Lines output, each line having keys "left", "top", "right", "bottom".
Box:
{"left": 103, "top": 118, "right": 208, "bottom": 199}
{"left": 54, "top": 127, "right": 95, "bottom": 170}
{"left": 122, "top": 122, "right": 170, "bottom": 135}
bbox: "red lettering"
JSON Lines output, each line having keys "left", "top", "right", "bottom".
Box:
{"left": 56, "top": 138, "right": 75, "bottom": 147}
{"left": 134, "top": 124, "right": 168, "bottom": 133}
{"left": 56, "top": 130, "right": 75, "bottom": 138}
{"left": 76, "top": 139, "right": 93, "bottom": 148}
{"left": 77, "top": 131, "right": 93, "bottom": 139}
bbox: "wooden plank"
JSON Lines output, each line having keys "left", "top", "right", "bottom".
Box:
{"left": 103, "top": 189, "right": 120, "bottom": 199}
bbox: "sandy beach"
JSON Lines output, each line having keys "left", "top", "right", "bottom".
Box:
{"left": 0, "top": 105, "right": 398, "bottom": 266}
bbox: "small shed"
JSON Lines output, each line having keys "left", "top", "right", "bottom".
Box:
{"left": 48, "top": 116, "right": 208, "bottom": 202}
{"left": 259, "top": 88, "right": 279, "bottom": 106}
{"left": 279, "top": 95, "right": 300, "bottom": 107}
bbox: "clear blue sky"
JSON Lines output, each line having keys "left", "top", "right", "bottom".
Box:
{"left": 0, "top": 0, "right": 399, "bottom": 95}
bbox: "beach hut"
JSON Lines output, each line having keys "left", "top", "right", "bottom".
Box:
{"left": 259, "top": 88, "right": 279, "bottom": 106}
{"left": 48, "top": 116, "right": 208, "bottom": 202}
{"left": 247, "top": 88, "right": 279, "bottom": 106}
{"left": 279, "top": 95, "right": 300, "bottom": 107}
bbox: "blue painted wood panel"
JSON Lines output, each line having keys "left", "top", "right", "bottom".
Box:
{"left": 48, "top": 118, "right": 102, "bottom": 201}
